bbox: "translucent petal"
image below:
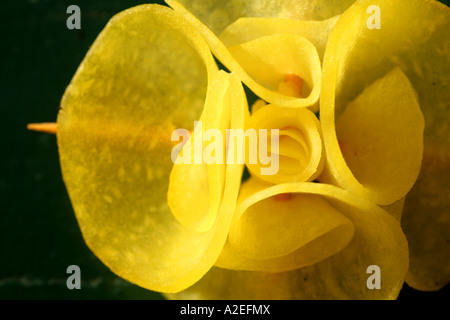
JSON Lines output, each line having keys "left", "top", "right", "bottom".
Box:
{"left": 228, "top": 34, "right": 322, "bottom": 109}
{"left": 402, "top": 172, "right": 450, "bottom": 290}
{"left": 175, "top": 0, "right": 355, "bottom": 35}
{"left": 246, "top": 104, "right": 324, "bottom": 184}
{"left": 168, "top": 182, "right": 408, "bottom": 299}
{"left": 320, "top": 68, "right": 424, "bottom": 205}
{"left": 57, "top": 5, "right": 246, "bottom": 293}
{"left": 319, "top": 0, "right": 450, "bottom": 289}
{"left": 216, "top": 178, "right": 354, "bottom": 271}
{"left": 168, "top": 71, "right": 231, "bottom": 233}
{"left": 220, "top": 15, "right": 339, "bottom": 61}
{"left": 167, "top": 0, "right": 322, "bottom": 109}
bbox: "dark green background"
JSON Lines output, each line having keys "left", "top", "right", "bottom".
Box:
{"left": 1, "top": 0, "right": 448, "bottom": 300}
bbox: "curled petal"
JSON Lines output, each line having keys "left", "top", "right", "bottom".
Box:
{"left": 57, "top": 5, "right": 246, "bottom": 293}
{"left": 167, "top": 0, "right": 322, "bottom": 109}
{"left": 168, "top": 70, "right": 231, "bottom": 233}
{"left": 169, "top": 181, "right": 408, "bottom": 299}
{"left": 216, "top": 178, "right": 354, "bottom": 272}
{"left": 228, "top": 34, "right": 322, "bottom": 110}
{"left": 246, "top": 104, "right": 324, "bottom": 184}
{"left": 220, "top": 15, "right": 339, "bottom": 61}
{"left": 320, "top": 68, "right": 424, "bottom": 206}
{"left": 319, "top": 0, "right": 450, "bottom": 289}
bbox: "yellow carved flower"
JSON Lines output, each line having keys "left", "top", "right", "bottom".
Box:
{"left": 53, "top": 0, "right": 449, "bottom": 299}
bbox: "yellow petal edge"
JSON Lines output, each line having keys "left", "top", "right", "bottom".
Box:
{"left": 169, "top": 179, "right": 408, "bottom": 299}
{"left": 216, "top": 178, "right": 354, "bottom": 272}
{"left": 320, "top": 0, "right": 450, "bottom": 290}
{"left": 246, "top": 104, "right": 324, "bottom": 184}
{"left": 167, "top": 0, "right": 322, "bottom": 110}
{"left": 57, "top": 4, "right": 246, "bottom": 293}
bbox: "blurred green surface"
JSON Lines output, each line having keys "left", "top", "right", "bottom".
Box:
{"left": 0, "top": 0, "right": 448, "bottom": 300}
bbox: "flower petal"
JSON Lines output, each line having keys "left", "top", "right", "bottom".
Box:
{"left": 168, "top": 70, "right": 231, "bottom": 233}
{"left": 219, "top": 15, "right": 339, "bottom": 61}
{"left": 175, "top": 0, "right": 355, "bottom": 35}
{"left": 228, "top": 34, "right": 322, "bottom": 109}
{"left": 402, "top": 169, "right": 450, "bottom": 290}
{"left": 246, "top": 104, "right": 324, "bottom": 184}
{"left": 168, "top": 182, "right": 408, "bottom": 299}
{"left": 57, "top": 5, "right": 246, "bottom": 293}
{"left": 167, "top": 0, "right": 322, "bottom": 109}
{"left": 216, "top": 178, "right": 354, "bottom": 272}
{"left": 319, "top": 0, "right": 450, "bottom": 289}
{"left": 320, "top": 68, "right": 424, "bottom": 206}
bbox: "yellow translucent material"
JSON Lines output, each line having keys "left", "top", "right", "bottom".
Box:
{"left": 220, "top": 16, "right": 339, "bottom": 61}
{"left": 215, "top": 178, "right": 354, "bottom": 272}
{"left": 381, "top": 197, "right": 405, "bottom": 222}
{"left": 319, "top": 0, "right": 449, "bottom": 290}
{"left": 278, "top": 74, "right": 304, "bottom": 97}
{"left": 320, "top": 68, "right": 424, "bottom": 205}
{"left": 402, "top": 173, "right": 450, "bottom": 290}
{"left": 250, "top": 99, "right": 266, "bottom": 114}
{"left": 229, "top": 34, "right": 321, "bottom": 107}
{"left": 169, "top": 182, "right": 408, "bottom": 299}
{"left": 168, "top": 71, "right": 231, "bottom": 232}
{"left": 175, "top": 0, "right": 356, "bottom": 35}
{"left": 167, "top": 0, "right": 322, "bottom": 110}
{"left": 55, "top": 0, "right": 450, "bottom": 298}
{"left": 57, "top": 4, "right": 247, "bottom": 293}
{"left": 246, "top": 104, "right": 324, "bottom": 184}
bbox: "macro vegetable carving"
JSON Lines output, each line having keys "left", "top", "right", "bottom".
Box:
{"left": 30, "top": 0, "right": 450, "bottom": 299}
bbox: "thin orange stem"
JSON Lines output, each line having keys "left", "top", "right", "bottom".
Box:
{"left": 27, "top": 122, "right": 57, "bottom": 135}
